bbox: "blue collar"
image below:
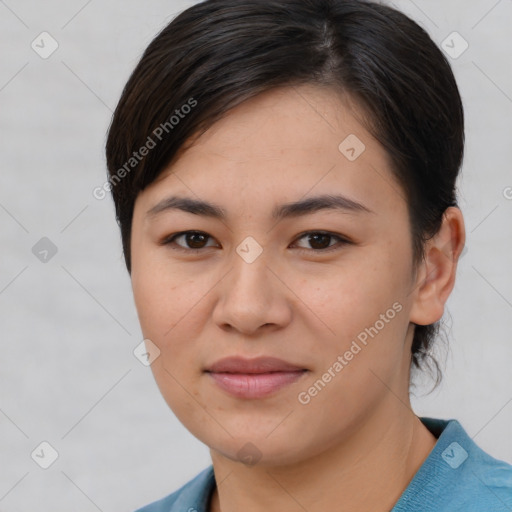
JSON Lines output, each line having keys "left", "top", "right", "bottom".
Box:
{"left": 145, "top": 417, "right": 512, "bottom": 512}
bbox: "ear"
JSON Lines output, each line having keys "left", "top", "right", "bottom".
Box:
{"left": 409, "top": 207, "right": 466, "bottom": 326}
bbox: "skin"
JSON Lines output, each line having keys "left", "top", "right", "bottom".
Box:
{"left": 130, "top": 84, "right": 466, "bottom": 512}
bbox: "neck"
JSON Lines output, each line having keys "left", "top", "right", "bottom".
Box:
{"left": 209, "top": 405, "right": 437, "bottom": 512}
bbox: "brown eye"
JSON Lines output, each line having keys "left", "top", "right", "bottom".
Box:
{"left": 292, "top": 231, "right": 351, "bottom": 253}
{"left": 306, "top": 233, "right": 332, "bottom": 250}
{"left": 161, "top": 230, "right": 350, "bottom": 254}
{"left": 162, "top": 231, "right": 218, "bottom": 251}
{"left": 183, "top": 232, "right": 209, "bottom": 249}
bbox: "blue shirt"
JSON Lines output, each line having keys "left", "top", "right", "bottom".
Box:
{"left": 134, "top": 417, "right": 512, "bottom": 511}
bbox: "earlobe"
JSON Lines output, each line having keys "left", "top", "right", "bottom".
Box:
{"left": 409, "top": 207, "right": 466, "bottom": 326}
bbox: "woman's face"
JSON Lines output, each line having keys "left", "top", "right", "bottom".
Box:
{"left": 130, "top": 85, "right": 425, "bottom": 466}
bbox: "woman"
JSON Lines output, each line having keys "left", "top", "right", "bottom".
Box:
{"left": 105, "top": 0, "right": 512, "bottom": 510}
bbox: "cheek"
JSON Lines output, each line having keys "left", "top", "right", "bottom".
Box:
{"left": 131, "top": 266, "right": 208, "bottom": 412}
{"left": 301, "top": 254, "right": 405, "bottom": 332}
{"left": 294, "top": 268, "right": 409, "bottom": 427}
{"left": 131, "top": 255, "right": 216, "bottom": 373}
{"left": 133, "top": 272, "right": 193, "bottom": 339}
{"left": 296, "top": 252, "right": 411, "bottom": 385}
{"left": 131, "top": 243, "right": 189, "bottom": 330}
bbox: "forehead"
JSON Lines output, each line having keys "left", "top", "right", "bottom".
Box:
{"left": 141, "top": 85, "right": 406, "bottom": 219}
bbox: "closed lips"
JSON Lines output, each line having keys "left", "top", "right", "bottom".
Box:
{"left": 205, "top": 356, "right": 308, "bottom": 374}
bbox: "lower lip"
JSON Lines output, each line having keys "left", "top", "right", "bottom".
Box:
{"left": 206, "top": 370, "right": 307, "bottom": 399}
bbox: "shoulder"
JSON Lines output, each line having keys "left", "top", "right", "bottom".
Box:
{"left": 393, "top": 418, "right": 512, "bottom": 512}
{"left": 133, "top": 465, "right": 215, "bottom": 512}
{"left": 451, "top": 425, "right": 512, "bottom": 510}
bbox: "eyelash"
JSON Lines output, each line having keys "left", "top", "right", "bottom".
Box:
{"left": 160, "top": 230, "right": 351, "bottom": 254}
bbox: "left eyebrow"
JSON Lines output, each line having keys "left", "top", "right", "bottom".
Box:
{"left": 146, "top": 193, "right": 375, "bottom": 220}
{"left": 272, "top": 194, "right": 375, "bottom": 220}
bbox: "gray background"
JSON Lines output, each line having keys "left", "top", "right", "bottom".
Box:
{"left": 1, "top": 0, "right": 511, "bottom": 510}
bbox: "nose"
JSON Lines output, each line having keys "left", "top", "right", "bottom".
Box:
{"left": 211, "top": 247, "right": 292, "bottom": 336}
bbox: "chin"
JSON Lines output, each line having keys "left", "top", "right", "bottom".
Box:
{"left": 202, "top": 424, "right": 321, "bottom": 468}
{"left": 210, "top": 440, "right": 308, "bottom": 468}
